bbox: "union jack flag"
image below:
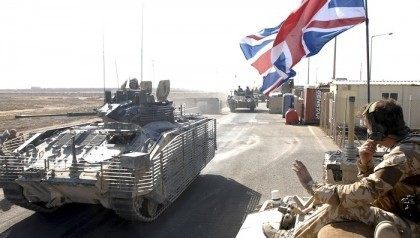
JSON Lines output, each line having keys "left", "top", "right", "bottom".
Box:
{"left": 240, "top": 0, "right": 366, "bottom": 95}
{"left": 240, "top": 24, "right": 296, "bottom": 94}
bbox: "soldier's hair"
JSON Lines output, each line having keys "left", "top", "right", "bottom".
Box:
{"left": 360, "top": 99, "right": 410, "bottom": 138}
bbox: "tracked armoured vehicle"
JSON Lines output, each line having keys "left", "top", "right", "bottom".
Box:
{"left": 0, "top": 80, "right": 217, "bottom": 221}
{"left": 227, "top": 91, "right": 258, "bottom": 112}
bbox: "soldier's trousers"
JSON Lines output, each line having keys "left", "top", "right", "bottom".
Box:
{"left": 292, "top": 204, "right": 420, "bottom": 238}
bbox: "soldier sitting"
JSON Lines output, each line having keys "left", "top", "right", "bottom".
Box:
{"left": 129, "top": 78, "right": 140, "bottom": 90}
{"left": 120, "top": 78, "right": 140, "bottom": 90}
{"left": 245, "top": 86, "right": 251, "bottom": 96}
{"left": 263, "top": 99, "right": 419, "bottom": 238}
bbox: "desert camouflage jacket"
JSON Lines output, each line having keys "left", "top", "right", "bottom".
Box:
{"left": 310, "top": 135, "right": 420, "bottom": 214}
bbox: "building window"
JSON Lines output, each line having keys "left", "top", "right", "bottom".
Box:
{"left": 382, "top": 92, "right": 398, "bottom": 101}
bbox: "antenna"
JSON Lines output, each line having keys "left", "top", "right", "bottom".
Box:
{"left": 115, "top": 60, "right": 120, "bottom": 89}
{"left": 140, "top": 2, "right": 144, "bottom": 83}
{"left": 102, "top": 31, "right": 106, "bottom": 94}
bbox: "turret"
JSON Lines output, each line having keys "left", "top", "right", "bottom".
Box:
{"left": 98, "top": 80, "right": 174, "bottom": 126}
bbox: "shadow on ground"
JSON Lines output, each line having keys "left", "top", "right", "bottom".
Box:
{"left": 1, "top": 174, "right": 260, "bottom": 238}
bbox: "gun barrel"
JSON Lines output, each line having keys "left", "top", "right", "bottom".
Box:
{"left": 15, "top": 112, "right": 97, "bottom": 119}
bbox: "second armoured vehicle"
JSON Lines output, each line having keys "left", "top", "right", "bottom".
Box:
{"left": 227, "top": 90, "right": 258, "bottom": 112}
{"left": 0, "top": 80, "right": 217, "bottom": 221}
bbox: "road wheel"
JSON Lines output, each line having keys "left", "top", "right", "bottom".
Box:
{"left": 141, "top": 198, "right": 159, "bottom": 217}
{"left": 110, "top": 196, "right": 163, "bottom": 222}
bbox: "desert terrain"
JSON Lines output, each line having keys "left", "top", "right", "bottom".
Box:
{"left": 0, "top": 88, "right": 226, "bottom": 133}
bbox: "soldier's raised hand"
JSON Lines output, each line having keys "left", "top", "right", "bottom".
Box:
{"left": 292, "top": 160, "right": 315, "bottom": 193}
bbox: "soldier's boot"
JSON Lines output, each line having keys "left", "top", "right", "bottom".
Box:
{"left": 374, "top": 221, "right": 401, "bottom": 238}
{"left": 262, "top": 223, "right": 281, "bottom": 238}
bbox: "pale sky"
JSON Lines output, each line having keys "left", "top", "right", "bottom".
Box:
{"left": 0, "top": 0, "right": 419, "bottom": 92}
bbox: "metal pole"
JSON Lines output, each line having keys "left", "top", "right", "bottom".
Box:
{"left": 345, "top": 96, "right": 358, "bottom": 160}
{"left": 102, "top": 31, "right": 106, "bottom": 94}
{"left": 140, "top": 3, "right": 144, "bottom": 82}
{"left": 332, "top": 37, "right": 337, "bottom": 79}
{"left": 348, "top": 97, "right": 355, "bottom": 147}
{"left": 408, "top": 95, "right": 412, "bottom": 127}
{"left": 364, "top": 0, "right": 371, "bottom": 103}
{"left": 369, "top": 32, "right": 393, "bottom": 96}
{"left": 307, "top": 58, "right": 310, "bottom": 85}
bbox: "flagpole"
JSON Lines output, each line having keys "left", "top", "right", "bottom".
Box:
{"left": 307, "top": 58, "right": 310, "bottom": 85}
{"left": 332, "top": 38, "right": 337, "bottom": 79}
{"left": 364, "top": 0, "right": 371, "bottom": 103}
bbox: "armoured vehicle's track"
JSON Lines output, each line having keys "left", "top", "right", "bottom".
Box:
{"left": 110, "top": 197, "right": 165, "bottom": 222}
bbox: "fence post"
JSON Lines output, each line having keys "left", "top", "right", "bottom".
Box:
{"left": 408, "top": 95, "right": 412, "bottom": 127}
{"left": 214, "top": 119, "right": 217, "bottom": 150}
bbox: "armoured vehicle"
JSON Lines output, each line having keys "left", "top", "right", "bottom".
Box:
{"left": 253, "top": 91, "right": 266, "bottom": 102}
{"left": 227, "top": 91, "right": 258, "bottom": 112}
{"left": 0, "top": 80, "right": 217, "bottom": 221}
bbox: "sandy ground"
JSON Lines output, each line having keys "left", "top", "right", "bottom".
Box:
{"left": 0, "top": 89, "right": 226, "bottom": 133}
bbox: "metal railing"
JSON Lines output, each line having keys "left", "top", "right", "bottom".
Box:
{"left": 102, "top": 119, "right": 216, "bottom": 198}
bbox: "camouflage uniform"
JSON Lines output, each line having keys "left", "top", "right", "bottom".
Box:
{"left": 293, "top": 135, "right": 420, "bottom": 238}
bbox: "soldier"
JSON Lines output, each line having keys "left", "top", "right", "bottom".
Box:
{"left": 238, "top": 85, "right": 244, "bottom": 93}
{"left": 263, "top": 99, "right": 419, "bottom": 238}
{"left": 245, "top": 86, "right": 252, "bottom": 96}
{"left": 8, "top": 129, "right": 17, "bottom": 140}
{"left": 120, "top": 78, "right": 140, "bottom": 90}
{"left": 129, "top": 78, "right": 139, "bottom": 90}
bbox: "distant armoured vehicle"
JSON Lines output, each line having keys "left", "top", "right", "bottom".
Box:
{"left": 253, "top": 90, "right": 266, "bottom": 102}
{"left": 226, "top": 90, "right": 258, "bottom": 112}
{"left": 0, "top": 80, "right": 217, "bottom": 221}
